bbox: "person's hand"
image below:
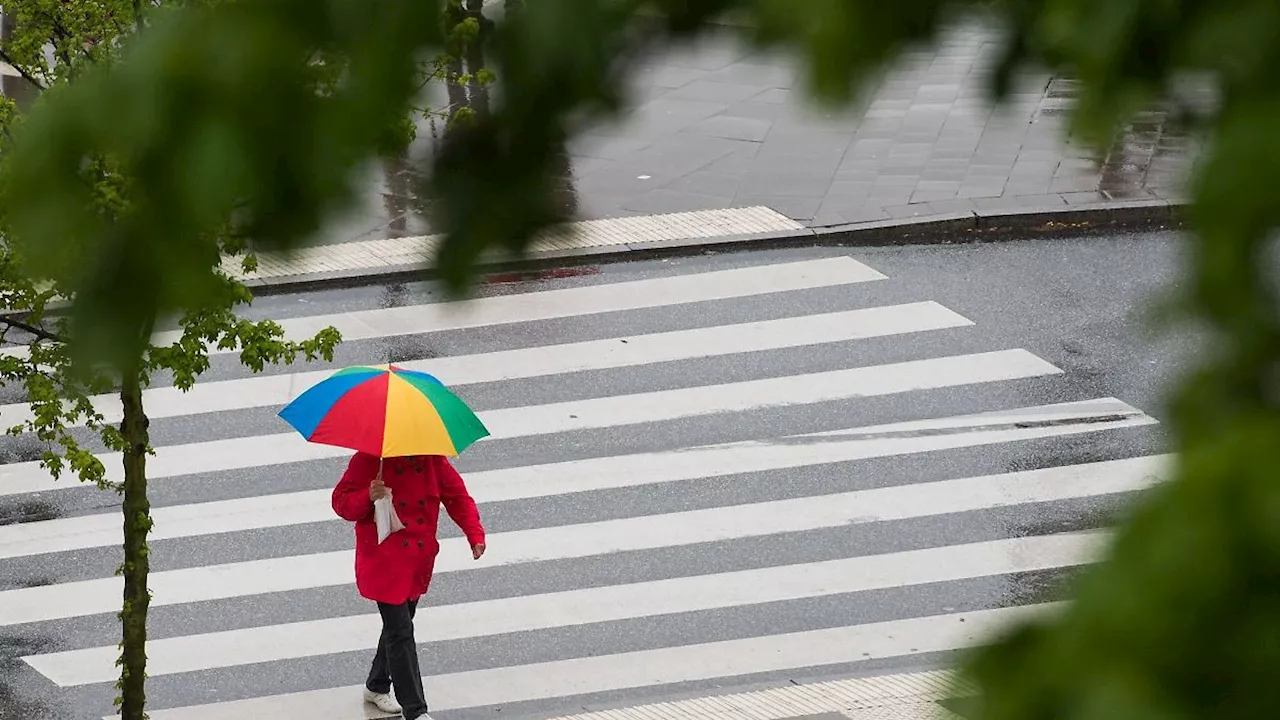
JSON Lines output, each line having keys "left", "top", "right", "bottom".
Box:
{"left": 369, "top": 477, "right": 390, "bottom": 502}
{"left": 471, "top": 543, "right": 486, "bottom": 560}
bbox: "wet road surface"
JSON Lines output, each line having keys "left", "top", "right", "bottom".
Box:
{"left": 0, "top": 230, "right": 1198, "bottom": 719}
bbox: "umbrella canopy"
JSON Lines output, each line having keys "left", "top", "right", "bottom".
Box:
{"left": 278, "top": 365, "right": 489, "bottom": 457}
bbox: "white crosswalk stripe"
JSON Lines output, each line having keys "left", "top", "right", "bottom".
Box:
{"left": 0, "top": 451, "right": 1164, "bottom": 627}
{"left": 137, "top": 603, "right": 1066, "bottom": 720}
{"left": 0, "top": 301, "right": 971, "bottom": 428}
{"left": 0, "top": 405, "right": 1159, "bottom": 560}
{"left": 0, "top": 253, "right": 1166, "bottom": 720}
{"left": 32, "top": 532, "right": 1109, "bottom": 686}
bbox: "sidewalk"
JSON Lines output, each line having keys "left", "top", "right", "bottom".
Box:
{"left": 230, "top": 21, "right": 1195, "bottom": 292}
{"left": 534, "top": 670, "right": 973, "bottom": 720}
{"left": 313, "top": 21, "right": 1196, "bottom": 247}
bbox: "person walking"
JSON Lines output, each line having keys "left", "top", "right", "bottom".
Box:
{"left": 332, "top": 450, "right": 487, "bottom": 720}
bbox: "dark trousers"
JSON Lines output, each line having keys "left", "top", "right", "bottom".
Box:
{"left": 366, "top": 598, "right": 428, "bottom": 719}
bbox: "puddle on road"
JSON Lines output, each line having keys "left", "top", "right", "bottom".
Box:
{"left": 1005, "top": 495, "right": 1134, "bottom": 540}
{"left": 481, "top": 266, "right": 603, "bottom": 286}
{"left": 1002, "top": 434, "right": 1117, "bottom": 476}
{"left": 378, "top": 282, "right": 410, "bottom": 309}
{"left": 754, "top": 409, "right": 1147, "bottom": 449}
{"left": 0, "top": 682, "right": 48, "bottom": 720}
{"left": 17, "top": 577, "right": 55, "bottom": 588}
{"left": 998, "top": 566, "right": 1087, "bottom": 609}
{"left": 0, "top": 434, "right": 47, "bottom": 465}
{"left": 0, "top": 635, "right": 57, "bottom": 720}
{"left": 0, "top": 497, "right": 62, "bottom": 526}
{"left": 381, "top": 338, "right": 443, "bottom": 365}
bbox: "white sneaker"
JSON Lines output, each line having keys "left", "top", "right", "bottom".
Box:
{"left": 362, "top": 688, "right": 403, "bottom": 714}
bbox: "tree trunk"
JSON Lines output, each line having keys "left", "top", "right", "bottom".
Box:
{"left": 444, "top": 0, "right": 469, "bottom": 125}
{"left": 464, "top": 0, "right": 491, "bottom": 119}
{"left": 117, "top": 371, "right": 152, "bottom": 720}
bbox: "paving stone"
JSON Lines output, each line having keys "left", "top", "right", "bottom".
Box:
{"left": 915, "top": 180, "right": 963, "bottom": 193}
{"left": 881, "top": 157, "right": 930, "bottom": 172}
{"left": 1060, "top": 190, "right": 1111, "bottom": 205}
{"left": 810, "top": 211, "right": 848, "bottom": 227}
{"left": 921, "top": 168, "right": 970, "bottom": 182}
{"left": 1049, "top": 175, "right": 1100, "bottom": 193}
{"left": 971, "top": 196, "right": 1045, "bottom": 213}
{"left": 1148, "top": 186, "right": 1189, "bottom": 202}
{"left": 682, "top": 114, "right": 774, "bottom": 142}
{"left": 568, "top": 135, "right": 654, "bottom": 160}
{"left": 721, "top": 100, "right": 789, "bottom": 121}
{"left": 666, "top": 79, "right": 773, "bottom": 104}
{"left": 739, "top": 172, "right": 838, "bottom": 197}
{"left": 926, "top": 198, "right": 979, "bottom": 215}
{"left": 875, "top": 175, "right": 922, "bottom": 188}
{"left": 929, "top": 146, "right": 979, "bottom": 160}
{"left": 885, "top": 202, "right": 939, "bottom": 218}
{"left": 704, "top": 60, "right": 797, "bottom": 88}
{"left": 1004, "top": 180, "right": 1056, "bottom": 196}
{"left": 632, "top": 64, "right": 708, "bottom": 89}
{"left": 833, "top": 168, "right": 881, "bottom": 183}
{"left": 666, "top": 171, "right": 744, "bottom": 198}
{"left": 621, "top": 188, "right": 736, "bottom": 214}
{"left": 751, "top": 87, "right": 792, "bottom": 104}
{"left": 818, "top": 194, "right": 883, "bottom": 218}
{"left": 869, "top": 188, "right": 916, "bottom": 207}
{"left": 1102, "top": 185, "right": 1159, "bottom": 200}
{"left": 924, "top": 157, "right": 971, "bottom": 171}
{"left": 956, "top": 180, "right": 1007, "bottom": 199}
{"left": 837, "top": 205, "right": 893, "bottom": 223}
{"left": 733, "top": 194, "right": 822, "bottom": 220}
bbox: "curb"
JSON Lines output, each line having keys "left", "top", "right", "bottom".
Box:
{"left": 245, "top": 200, "right": 1187, "bottom": 297}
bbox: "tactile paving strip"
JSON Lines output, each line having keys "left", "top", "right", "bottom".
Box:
{"left": 543, "top": 671, "right": 973, "bottom": 720}
{"left": 223, "top": 206, "right": 804, "bottom": 280}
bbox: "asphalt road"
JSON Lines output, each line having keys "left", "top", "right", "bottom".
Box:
{"left": 0, "top": 230, "right": 1200, "bottom": 720}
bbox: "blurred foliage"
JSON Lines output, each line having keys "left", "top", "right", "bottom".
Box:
{"left": 952, "top": 2, "right": 1280, "bottom": 719}
{"left": 0, "top": 0, "right": 1278, "bottom": 718}
{"left": 0, "top": 2, "right": 342, "bottom": 717}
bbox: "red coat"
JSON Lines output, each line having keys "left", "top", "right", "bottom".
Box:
{"left": 331, "top": 451, "right": 485, "bottom": 605}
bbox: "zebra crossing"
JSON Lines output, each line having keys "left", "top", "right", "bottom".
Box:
{"left": 0, "top": 250, "right": 1168, "bottom": 720}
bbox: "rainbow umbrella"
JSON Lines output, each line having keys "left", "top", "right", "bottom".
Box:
{"left": 277, "top": 365, "right": 489, "bottom": 458}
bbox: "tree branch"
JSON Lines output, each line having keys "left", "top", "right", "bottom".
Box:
{"left": 35, "top": 10, "right": 93, "bottom": 66}
{"left": 0, "top": 48, "right": 48, "bottom": 91}
{"left": 0, "top": 314, "right": 65, "bottom": 344}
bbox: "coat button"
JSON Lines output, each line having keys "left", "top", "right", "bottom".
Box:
{"left": 395, "top": 464, "right": 405, "bottom": 474}
{"left": 398, "top": 501, "right": 406, "bottom": 508}
{"left": 418, "top": 499, "right": 425, "bottom": 506}
{"left": 417, "top": 541, "right": 425, "bottom": 548}
{"left": 417, "top": 517, "right": 424, "bottom": 525}
{"left": 401, "top": 540, "right": 409, "bottom": 547}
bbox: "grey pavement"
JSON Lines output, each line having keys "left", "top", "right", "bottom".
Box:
{"left": 321, "top": 22, "right": 1198, "bottom": 248}
{"left": 0, "top": 231, "right": 1194, "bottom": 720}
